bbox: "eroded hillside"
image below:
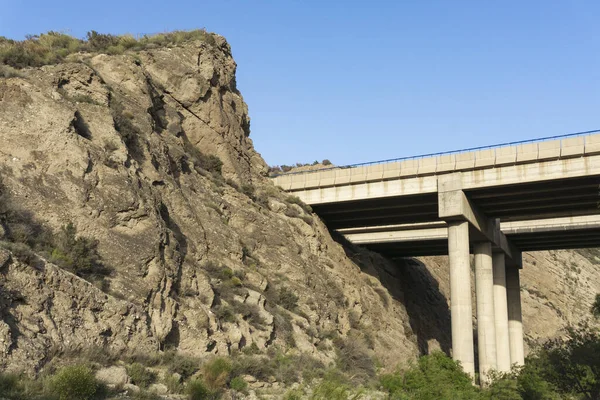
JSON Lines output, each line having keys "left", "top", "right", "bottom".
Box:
{"left": 0, "top": 35, "right": 420, "bottom": 376}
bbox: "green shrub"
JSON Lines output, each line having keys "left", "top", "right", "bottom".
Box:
{"left": 201, "top": 357, "right": 232, "bottom": 391}
{"left": 165, "top": 354, "right": 200, "bottom": 380}
{"left": 231, "top": 355, "right": 275, "bottom": 381}
{"left": 0, "top": 184, "right": 53, "bottom": 255}
{"left": 203, "top": 261, "right": 235, "bottom": 281}
{"left": 277, "top": 287, "right": 299, "bottom": 310}
{"left": 0, "top": 372, "right": 48, "bottom": 400}
{"left": 516, "top": 322, "right": 600, "bottom": 400}
{"left": 268, "top": 306, "right": 296, "bottom": 347}
{"left": 380, "top": 352, "right": 481, "bottom": 400}
{"left": 199, "top": 154, "right": 223, "bottom": 175}
{"left": 214, "top": 303, "right": 236, "bottom": 323}
{"left": 225, "top": 178, "right": 240, "bottom": 191}
{"left": 132, "top": 390, "right": 161, "bottom": 400}
{"left": 241, "top": 184, "right": 255, "bottom": 199}
{"left": 0, "top": 373, "right": 22, "bottom": 398}
{"left": 230, "top": 301, "right": 268, "bottom": 329}
{"left": 85, "top": 31, "right": 117, "bottom": 50}
{"left": 0, "top": 241, "right": 37, "bottom": 265}
{"left": 50, "top": 365, "right": 100, "bottom": 400}
{"left": 230, "top": 352, "right": 324, "bottom": 386}
{"left": 163, "top": 374, "right": 183, "bottom": 394}
{"left": 286, "top": 195, "right": 312, "bottom": 213}
{"left": 335, "top": 335, "right": 375, "bottom": 383}
{"left": 49, "top": 222, "right": 105, "bottom": 277}
{"left": 229, "top": 376, "right": 248, "bottom": 393}
{"left": 110, "top": 97, "right": 143, "bottom": 158}
{"left": 485, "top": 371, "right": 522, "bottom": 400}
{"left": 310, "top": 371, "right": 361, "bottom": 400}
{"left": 379, "top": 371, "right": 403, "bottom": 394}
{"left": 284, "top": 207, "right": 301, "bottom": 219}
{"left": 255, "top": 191, "right": 270, "bottom": 208}
{"left": 283, "top": 388, "right": 304, "bottom": 400}
{"left": 127, "top": 363, "right": 156, "bottom": 388}
{"left": 182, "top": 139, "right": 223, "bottom": 175}
{"left": 272, "top": 353, "right": 321, "bottom": 385}
{"left": 241, "top": 342, "right": 261, "bottom": 356}
{"left": 186, "top": 378, "right": 220, "bottom": 400}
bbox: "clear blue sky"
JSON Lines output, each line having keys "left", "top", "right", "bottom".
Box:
{"left": 2, "top": 1, "right": 599, "bottom": 166}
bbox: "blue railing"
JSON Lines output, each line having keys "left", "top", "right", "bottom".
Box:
{"left": 272, "top": 129, "right": 600, "bottom": 177}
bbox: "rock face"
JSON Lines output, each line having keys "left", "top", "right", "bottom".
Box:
{"left": 0, "top": 37, "right": 598, "bottom": 374}
{"left": 0, "top": 38, "right": 418, "bottom": 372}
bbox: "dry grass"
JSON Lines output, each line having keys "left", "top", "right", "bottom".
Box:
{"left": 0, "top": 29, "right": 216, "bottom": 69}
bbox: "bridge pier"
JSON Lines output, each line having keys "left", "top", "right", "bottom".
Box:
{"left": 492, "top": 253, "right": 512, "bottom": 372}
{"left": 439, "top": 174, "right": 524, "bottom": 379}
{"left": 474, "top": 242, "right": 497, "bottom": 385}
{"left": 507, "top": 266, "right": 525, "bottom": 366}
{"left": 448, "top": 221, "right": 475, "bottom": 377}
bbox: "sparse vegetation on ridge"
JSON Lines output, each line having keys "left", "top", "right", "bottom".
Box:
{"left": 0, "top": 29, "right": 216, "bottom": 69}
{"left": 269, "top": 159, "right": 333, "bottom": 176}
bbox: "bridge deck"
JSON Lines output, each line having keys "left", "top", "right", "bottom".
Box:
{"left": 273, "top": 131, "right": 600, "bottom": 256}
{"left": 273, "top": 132, "right": 600, "bottom": 193}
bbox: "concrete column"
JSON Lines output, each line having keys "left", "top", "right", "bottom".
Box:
{"left": 492, "top": 253, "right": 511, "bottom": 372}
{"left": 448, "top": 221, "right": 475, "bottom": 377}
{"left": 506, "top": 266, "right": 525, "bottom": 366}
{"left": 474, "top": 242, "right": 497, "bottom": 385}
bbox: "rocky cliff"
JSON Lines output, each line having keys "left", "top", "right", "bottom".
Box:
{"left": 0, "top": 36, "right": 420, "bottom": 375}
{"left": 0, "top": 34, "right": 598, "bottom": 383}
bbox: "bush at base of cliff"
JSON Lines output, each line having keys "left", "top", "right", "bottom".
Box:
{"left": 310, "top": 370, "right": 364, "bottom": 400}
{"left": 518, "top": 322, "right": 600, "bottom": 399}
{"left": 0, "top": 372, "right": 51, "bottom": 400}
{"left": 49, "top": 365, "right": 102, "bottom": 400}
{"left": 186, "top": 379, "right": 220, "bottom": 400}
{"left": 380, "top": 352, "right": 481, "bottom": 400}
{"left": 201, "top": 357, "right": 232, "bottom": 392}
{"left": 229, "top": 376, "right": 248, "bottom": 394}
{"left": 126, "top": 363, "right": 156, "bottom": 389}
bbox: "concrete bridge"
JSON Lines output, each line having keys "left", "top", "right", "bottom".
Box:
{"left": 272, "top": 130, "right": 600, "bottom": 382}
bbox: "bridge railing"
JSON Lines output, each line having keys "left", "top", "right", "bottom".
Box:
{"left": 272, "top": 130, "right": 600, "bottom": 190}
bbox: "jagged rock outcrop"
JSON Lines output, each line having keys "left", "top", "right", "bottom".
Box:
{"left": 0, "top": 37, "right": 418, "bottom": 373}
{"left": 0, "top": 35, "right": 598, "bottom": 378}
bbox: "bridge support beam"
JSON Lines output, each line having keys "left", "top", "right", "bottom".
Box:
{"left": 506, "top": 266, "right": 525, "bottom": 366}
{"left": 493, "top": 253, "right": 512, "bottom": 372}
{"left": 474, "top": 242, "right": 497, "bottom": 385}
{"left": 438, "top": 174, "right": 522, "bottom": 268}
{"left": 448, "top": 221, "right": 475, "bottom": 377}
